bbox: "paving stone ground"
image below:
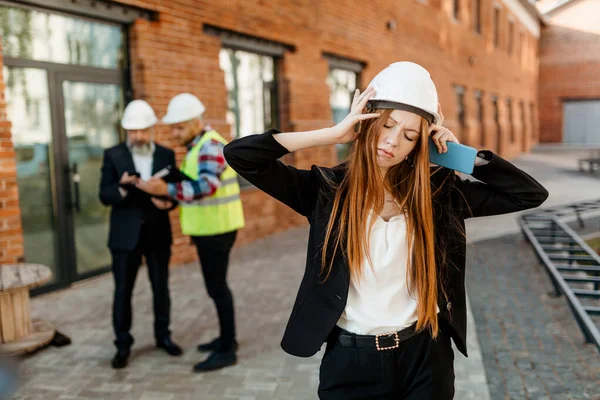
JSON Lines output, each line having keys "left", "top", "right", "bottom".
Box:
{"left": 463, "top": 150, "right": 600, "bottom": 400}
{"left": 8, "top": 149, "right": 600, "bottom": 400}
{"left": 9, "top": 224, "right": 488, "bottom": 400}
{"left": 466, "top": 233, "right": 600, "bottom": 400}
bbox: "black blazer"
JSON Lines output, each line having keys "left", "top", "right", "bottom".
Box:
{"left": 224, "top": 129, "right": 548, "bottom": 358}
{"left": 99, "top": 143, "right": 177, "bottom": 252}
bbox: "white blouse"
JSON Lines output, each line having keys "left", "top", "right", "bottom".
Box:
{"left": 336, "top": 212, "right": 436, "bottom": 335}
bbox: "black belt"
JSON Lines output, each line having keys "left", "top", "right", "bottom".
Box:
{"left": 334, "top": 324, "right": 420, "bottom": 351}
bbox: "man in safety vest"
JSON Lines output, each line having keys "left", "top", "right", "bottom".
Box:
{"left": 136, "top": 93, "right": 244, "bottom": 373}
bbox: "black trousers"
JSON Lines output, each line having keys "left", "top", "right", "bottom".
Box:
{"left": 111, "top": 224, "right": 171, "bottom": 351}
{"left": 318, "top": 325, "right": 455, "bottom": 400}
{"left": 192, "top": 231, "right": 237, "bottom": 352}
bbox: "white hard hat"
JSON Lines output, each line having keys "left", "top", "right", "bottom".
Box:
{"left": 162, "top": 93, "right": 206, "bottom": 124}
{"left": 367, "top": 62, "right": 440, "bottom": 125}
{"left": 121, "top": 100, "right": 158, "bottom": 130}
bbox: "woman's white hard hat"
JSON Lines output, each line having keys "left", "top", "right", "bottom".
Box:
{"left": 162, "top": 93, "right": 206, "bottom": 125}
{"left": 120, "top": 100, "right": 158, "bottom": 130}
{"left": 367, "top": 62, "right": 440, "bottom": 125}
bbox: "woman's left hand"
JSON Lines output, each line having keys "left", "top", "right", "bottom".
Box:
{"left": 429, "top": 104, "right": 459, "bottom": 154}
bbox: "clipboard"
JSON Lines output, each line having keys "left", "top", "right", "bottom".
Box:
{"left": 152, "top": 165, "right": 195, "bottom": 183}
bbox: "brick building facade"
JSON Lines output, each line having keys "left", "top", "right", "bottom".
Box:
{"left": 0, "top": 50, "right": 21, "bottom": 265}
{"left": 0, "top": 0, "right": 542, "bottom": 291}
{"left": 538, "top": 0, "right": 600, "bottom": 143}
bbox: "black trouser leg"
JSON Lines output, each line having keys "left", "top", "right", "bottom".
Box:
{"left": 111, "top": 247, "right": 142, "bottom": 352}
{"left": 192, "top": 231, "right": 237, "bottom": 352}
{"left": 144, "top": 235, "right": 172, "bottom": 342}
{"left": 318, "top": 340, "right": 392, "bottom": 399}
{"left": 318, "top": 326, "right": 455, "bottom": 399}
{"left": 400, "top": 327, "right": 455, "bottom": 400}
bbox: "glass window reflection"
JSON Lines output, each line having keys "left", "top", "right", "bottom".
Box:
{"left": 219, "top": 48, "right": 277, "bottom": 139}
{"left": 0, "top": 6, "right": 124, "bottom": 68}
{"left": 327, "top": 68, "right": 357, "bottom": 161}
{"left": 62, "top": 81, "right": 122, "bottom": 275}
{"left": 3, "top": 66, "right": 57, "bottom": 281}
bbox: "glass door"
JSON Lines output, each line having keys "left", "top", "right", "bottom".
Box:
{"left": 3, "top": 66, "right": 59, "bottom": 285}
{"left": 60, "top": 79, "right": 123, "bottom": 278}
{"left": 4, "top": 69, "right": 124, "bottom": 290}
{"left": 0, "top": 3, "right": 128, "bottom": 291}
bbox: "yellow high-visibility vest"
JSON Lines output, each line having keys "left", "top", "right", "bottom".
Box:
{"left": 179, "top": 130, "right": 245, "bottom": 236}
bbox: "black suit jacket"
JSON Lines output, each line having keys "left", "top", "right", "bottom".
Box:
{"left": 224, "top": 129, "right": 549, "bottom": 358}
{"left": 99, "top": 143, "right": 177, "bottom": 252}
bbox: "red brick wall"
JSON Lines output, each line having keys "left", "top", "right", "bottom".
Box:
{"left": 538, "top": 0, "right": 600, "bottom": 143}
{"left": 0, "top": 46, "right": 24, "bottom": 264}
{"left": 0, "top": 1, "right": 541, "bottom": 268}
{"left": 115, "top": 0, "right": 541, "bottom": 264}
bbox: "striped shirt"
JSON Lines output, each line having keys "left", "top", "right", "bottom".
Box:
{"left": 167, "top": 129, "right": 227, "bottom": 202}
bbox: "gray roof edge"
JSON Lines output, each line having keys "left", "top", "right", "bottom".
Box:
{"left": 541, "top": 0, "right": 584, "bottom": 17}
{"left": 517, "top": 0, "right": 548, "bottom": 26}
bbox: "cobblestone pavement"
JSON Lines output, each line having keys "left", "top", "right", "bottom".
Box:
{"left": 10, "top": 149, "right": 600, "bottom": 399}
{"left": 464, "top": 150, "right": 600, "bottom": 400}
{"left": 466, "top": 233, "right": 600, "bottom": 400}
{"left": 11, "top": 224, "right": 488, "bottom": 400}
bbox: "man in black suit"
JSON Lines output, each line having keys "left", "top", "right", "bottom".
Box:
{"left": 99, "top": 100, "right": 183, "bottom": 369}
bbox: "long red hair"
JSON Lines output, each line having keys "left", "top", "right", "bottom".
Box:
{"left": 321, "top": 109, "right": 446, "bottom": 337}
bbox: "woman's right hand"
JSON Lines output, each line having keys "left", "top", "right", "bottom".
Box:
{"left": 271, "top": 87, "right": 380, "bottom": 152}
{"left": 329, "top": 87, "right": 381, "bottom": 144}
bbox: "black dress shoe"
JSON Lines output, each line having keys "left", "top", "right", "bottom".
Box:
{"left": 111, "top": 350, "right": 130, "bottom": 369}
{"left": 197, "top": 338, "right": 239, "bottom": 353}
{"left": 156, "top": 337, "right": 183, "bottom": 356}
{"left": 193, "top": 350, "right": 237, "bottom": 373}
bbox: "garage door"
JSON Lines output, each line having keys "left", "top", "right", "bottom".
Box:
{"left": 563, "top": 100, "right": 600, "bottom": 144}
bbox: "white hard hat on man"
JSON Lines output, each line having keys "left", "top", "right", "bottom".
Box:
{"left": 120, "top": 100, "right": 158, "bottom": 130}
{"left": 366, "top": 62, "right": 441, "bottom": 125}
{"left": 162, "top": 93, "right": 206, "bottom": 124}
{"left": 161, "top": 93, "right": 208, "bottom": 146}
{"left": 120, "top": 93, "right": 205, "bottom": 130}
{"left": 157, "top": 91, "right": 245, "bottom": 375}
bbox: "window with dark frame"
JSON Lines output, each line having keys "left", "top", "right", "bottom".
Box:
{"left": 219, "top": 48, "right": 280, "bottom": 187}
{"left": 220, "top": 48, "right": 278, "bottom": 140}
{"left": 520, "top": 100, "right": 526, "bottom": 141}
{"left": 492, "top": 95, "right": 501, "bottom": 154}
{"left": 529, "top": 102, "right": 536, "bottom": 139}
{"left": 507, "top": 98, "right": 514, "bottom": 143}
{"left": 520, "top": 31, "right": 525, "bottom": 67}
{"left": 508, "top": 20, "right": 514, "bottom": 55}
{"left": 529, "top": 36, "right": 535, "bottom": 70}
{"left": 324, "top": 53, "right": 364, "bottom": 161}
{"left": 0, "top": 6, "right": 126, "bottom": 68}
{"left": 494, "top": 7, "right": 501, "bottom": 48}
{"left": 474, "top": 0, "right": 482, "bottom": 33}
{"left": 453, "top": 0, "right": 460, "bottom": 20}
{"left": 206, "top": 26, "right": 293, "bottom": 188}
{"left": 475, "top": 90, "right": 485, "bottom": 148}
{"left": 455, "top": 85, "right": 466, "bottom": 144}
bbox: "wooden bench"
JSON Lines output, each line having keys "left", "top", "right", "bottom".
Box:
{"left": 0, "top": 264, "right": 56, "bottom": 355}
{"left": 578, "top": 158, "right": 600, "bottom": 172}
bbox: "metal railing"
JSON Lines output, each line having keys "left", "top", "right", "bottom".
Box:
{"left": 578, "top": 157, "right": 600, "bottom": 172}
{"left": 520, "top": 199, "right": 600, "bottom": 351}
